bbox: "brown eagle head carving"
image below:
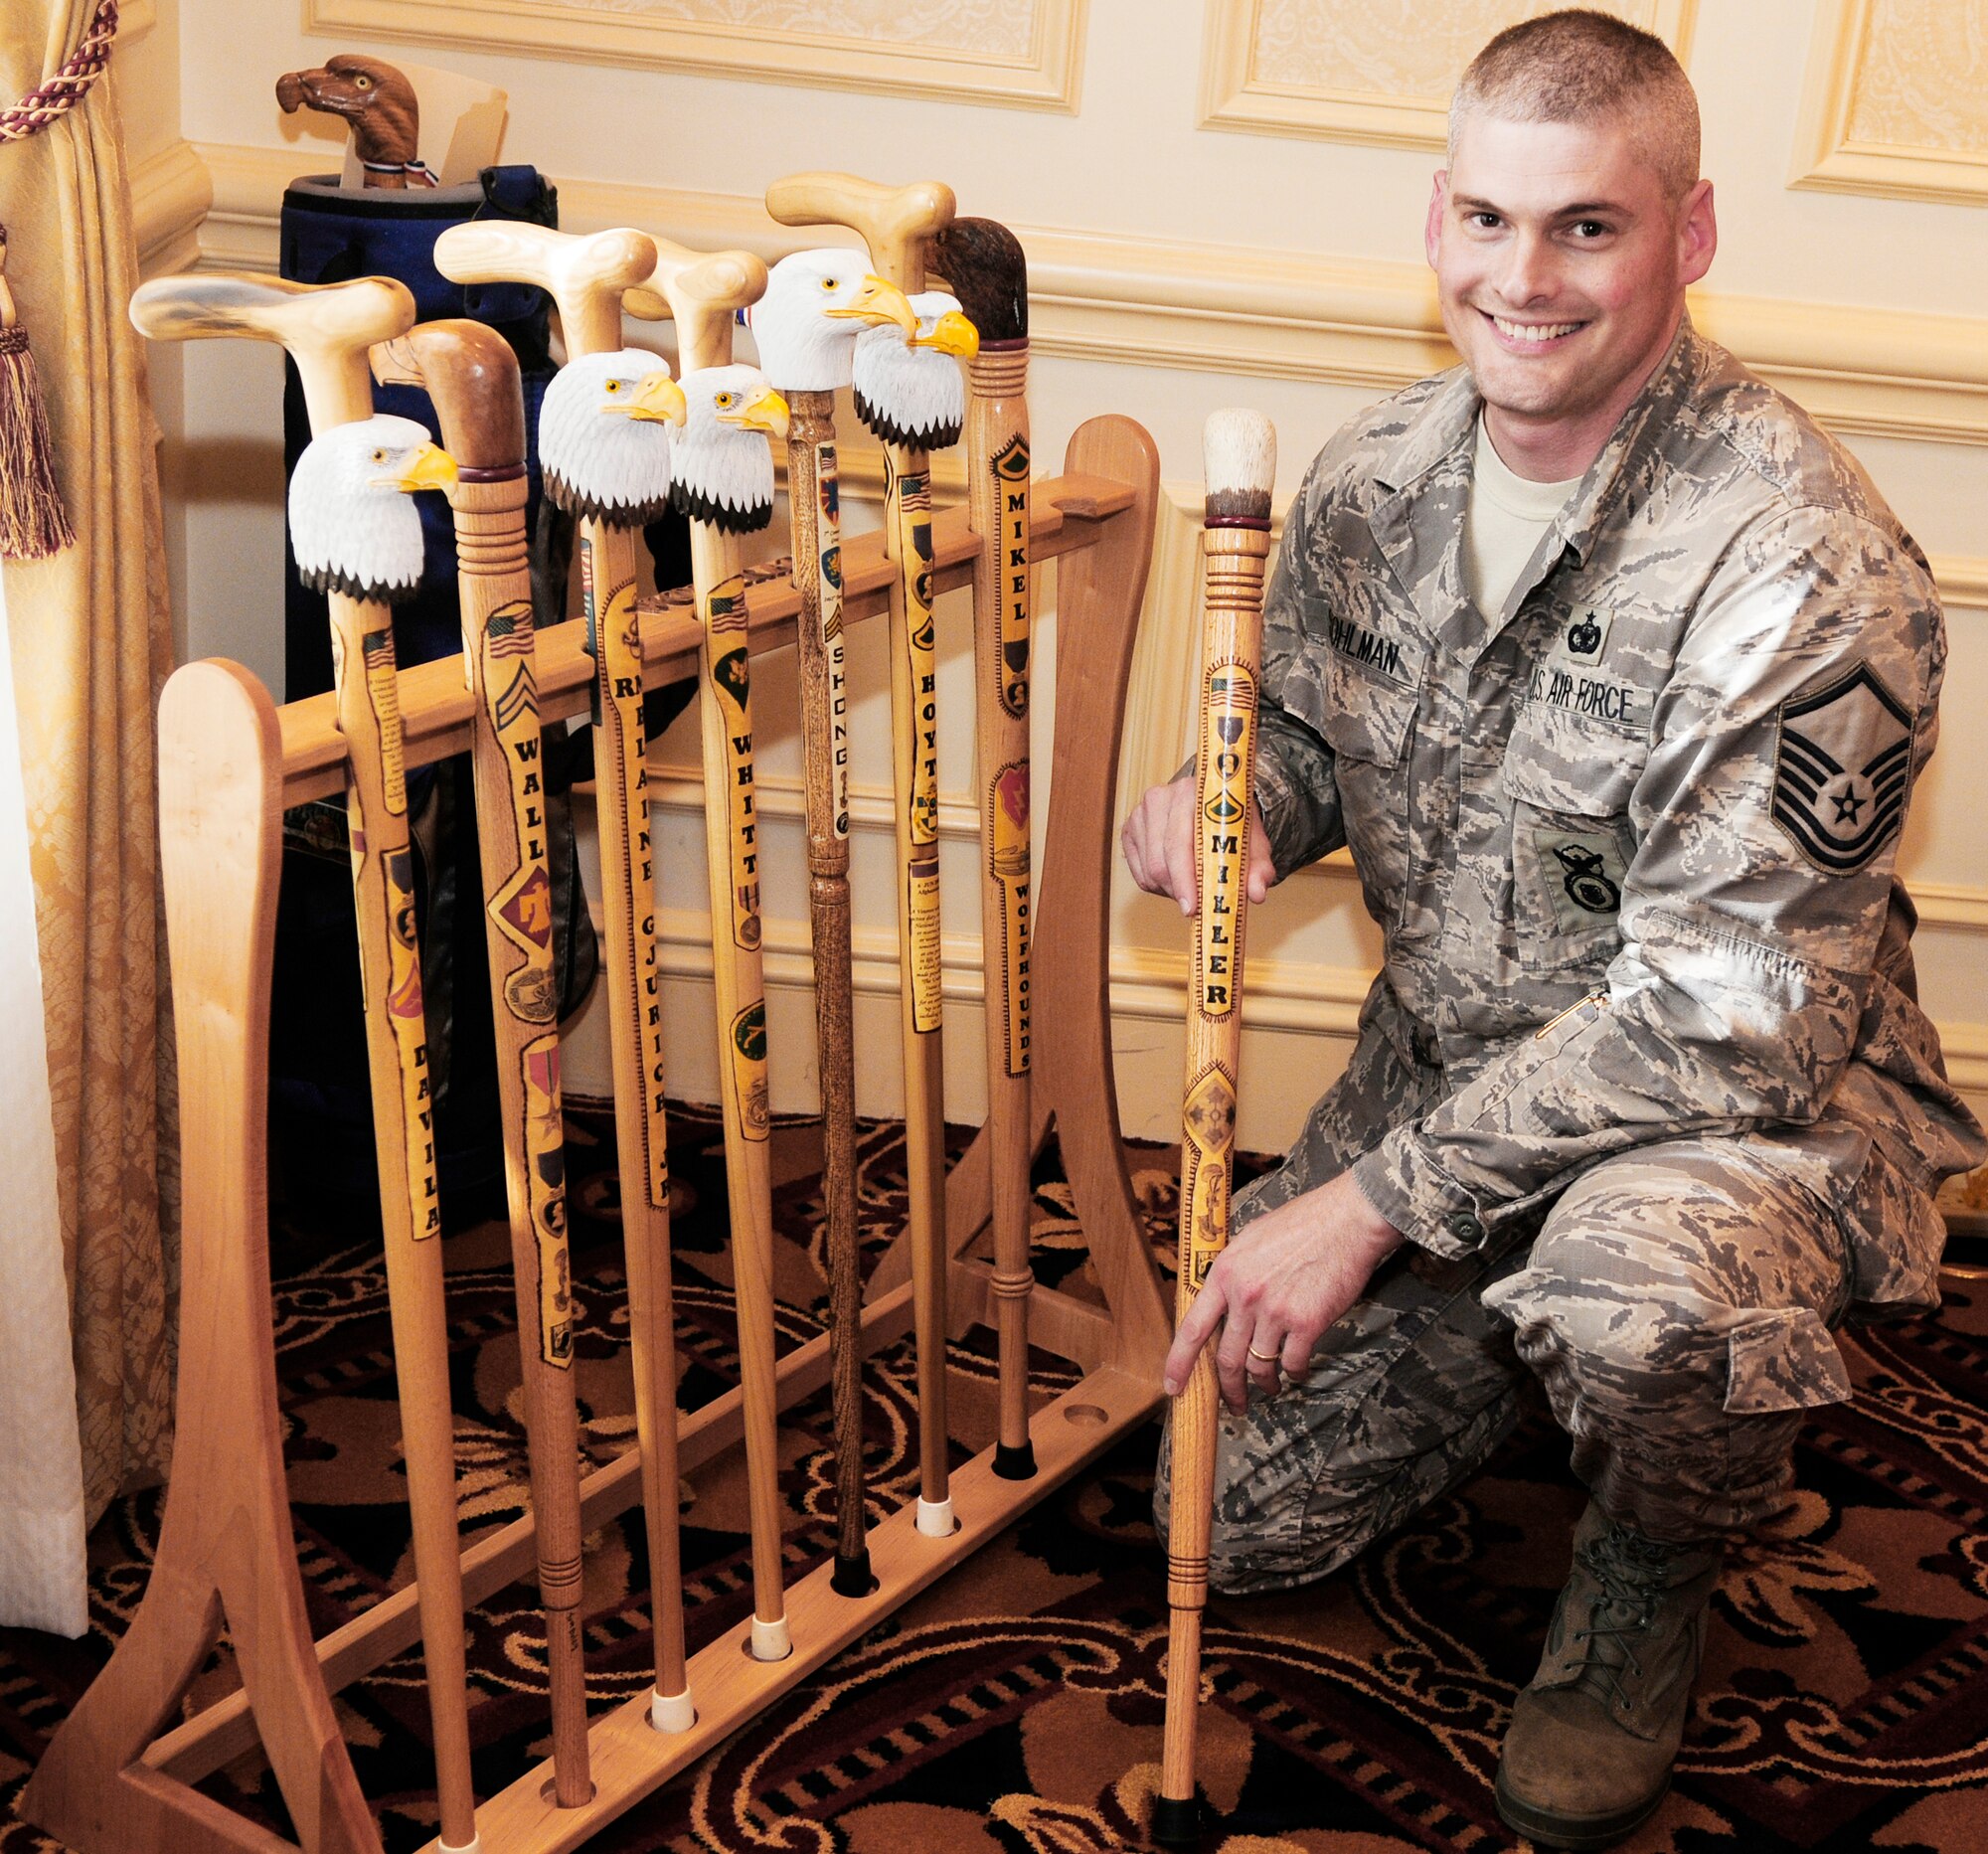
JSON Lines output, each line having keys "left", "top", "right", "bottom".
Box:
{"left": 275, "top": 55, "right": 423, "bottom": 187}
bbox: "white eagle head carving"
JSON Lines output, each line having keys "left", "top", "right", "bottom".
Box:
{"left": 851, "top": 290, "right": 977, "bottom": 450}
{"left": 289, "top": 414, "right": 455, "bottom": 604}
{"left": 538, "top": 348, "right": 684, "bottom": 527}
{"left": 669, "top": 365, "right": 789, "bottom": 535}
{"left": 746, "top": 249, "right": 918, "bottom": 394}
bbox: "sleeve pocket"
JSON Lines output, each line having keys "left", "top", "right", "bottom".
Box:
{"left": 1724, "top": 1306, "right": 1853, "bottom": 1415}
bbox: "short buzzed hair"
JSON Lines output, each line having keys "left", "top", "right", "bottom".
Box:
{"left": 1449, "top": 9, "right": 1701, "bottom": 202}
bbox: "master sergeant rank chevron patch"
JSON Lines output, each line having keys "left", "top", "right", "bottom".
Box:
{"left": 1771, "top": 662, "right": 1914, "bottom": 874}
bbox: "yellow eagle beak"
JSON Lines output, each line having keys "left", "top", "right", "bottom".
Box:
{"left": 719, "top": 384, "right": 790, "bottom": 440}
{"left": 390, "top": 441, "right": 457, "bottom": 493}
{"left": 917, "top": 309, "right": 980, "bottom": 360}
{"left": 825, "top": 273, "right": 919, "bottom": 334}
{"left": 623, "top": 371, "right": 687, "bottom": 424}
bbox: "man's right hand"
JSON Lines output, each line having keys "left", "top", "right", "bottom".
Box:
{"left": 1120, "top": 774, "right": 1274, "bottom": 915}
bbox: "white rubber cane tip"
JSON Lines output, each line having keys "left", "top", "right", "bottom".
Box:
{"left": 437, "top": 1837, "right": 481, "bottom": 1854}
{"left": 1202, "top": 408, "right": 1276, "bottom": 523}
{"left": 750, "top": 1614, "right": 793, "bottom": 1661}
{"left": 915, "top": 1495, "right": 956, "bottom": 1538}
{"left": 651, "top": 1686, "right": 696, "bottom": 1733}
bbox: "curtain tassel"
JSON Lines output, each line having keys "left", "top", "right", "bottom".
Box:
{"left": 0, "top": 233, "right": 75, "bottom": 562}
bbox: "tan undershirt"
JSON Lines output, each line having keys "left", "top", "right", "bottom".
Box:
{"left": 1462, "top": 415, "right": 1582, "bottom": 619}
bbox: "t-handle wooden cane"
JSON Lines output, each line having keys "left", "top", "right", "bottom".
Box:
{"left": 431, "top": 223, "right": 702, "bottom": 1736}
{"left": 434, "top": 220, "right": 656, "bottom": 360}
{"left": 1152, "top": 409, "right": 1277, "bottom": 1851}
{"left": 626, "top": 239, "right": 800, "bottom": 1659}
{"left": 127, "top": 270, "right": 485, "bottom": 1850}
{"left": 927, "top": 217, "right": 1037, "bottom": 1481}
{"left": 372, "top": 319, "right": 599, "bottom": 1809}
{"left": 767, "top": 172, "right": 961, "bottom": 1538}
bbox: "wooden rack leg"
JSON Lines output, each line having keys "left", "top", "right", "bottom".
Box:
{"left": 20, "top": 662, "right": 384, "bottom": 1854}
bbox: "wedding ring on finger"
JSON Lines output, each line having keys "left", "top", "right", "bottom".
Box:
{"left": 1244, "top": 1341, "right": 1286, "bottom": 1393}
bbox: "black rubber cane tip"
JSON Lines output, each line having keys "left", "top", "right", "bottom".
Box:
{"left": 993, "top": 1441, "right": 1039, "bottom": 1481}
{"left": 830, "top": 1550, "right": 875, "bottom": 1599}
{"left": 1148, "top": 1793, "right": 1203, "bottom": 1848}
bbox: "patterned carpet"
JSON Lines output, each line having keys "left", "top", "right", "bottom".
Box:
{"left": 4, "top": 1102, "right": 1988, "bottom": 1853}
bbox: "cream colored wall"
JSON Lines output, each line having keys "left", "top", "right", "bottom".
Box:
{"left": 136, "top": 0, "right": 1988, "bottom": 1158}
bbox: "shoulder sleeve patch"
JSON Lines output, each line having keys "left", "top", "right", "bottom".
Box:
{"left": 1771, "top": 661, "right": 1914, "bottom": 874}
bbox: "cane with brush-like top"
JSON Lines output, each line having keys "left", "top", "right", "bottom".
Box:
{"left": 1152, "top": 407, "right": 1277, "bottom": 1851}
{"left": 927, "top": 216, "right": 1038, "bottom": 1480}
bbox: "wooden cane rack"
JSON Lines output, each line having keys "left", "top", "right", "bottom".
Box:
{"left": 22, "top": 417, "right": 1169, "bottom": 1854}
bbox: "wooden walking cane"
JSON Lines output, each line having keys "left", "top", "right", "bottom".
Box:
{"left": 123, "top": 270, "right": 486, "bottom": 1853}
{"left": 747, "top": 249, "right": 920, "bottom": 1592}
{"left": 627, "top": 235, "right": 799, "bottom": 1657}
{"left": 928, "top": 217, "right": 1038, "bottom": 1480}
{"left": 429, "top": 222, "right": 706, "bottom": 1735}
{"left": 1152, "top": 408, "right": 1277, "bottom": 1851}
{"left": 765, "top": 173, "right": 963, "bottom": 1538}
{"left": 371, "top": 318, "right": 609, "bottom": 1811}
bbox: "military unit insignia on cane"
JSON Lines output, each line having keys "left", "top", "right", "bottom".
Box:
{"left": 1771, "top": 662, "right": 1914, "bottom": 874}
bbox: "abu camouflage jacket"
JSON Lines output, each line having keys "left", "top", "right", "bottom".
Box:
{"left": 1252, "top": 318, "right": 1987, "bottom": 1312}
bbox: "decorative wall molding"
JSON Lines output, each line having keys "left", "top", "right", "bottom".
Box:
{"left": 1199, "top": 0, "right": 1695, "bottom": 151}
{"left": 1791, "top": 0, "right": 1988, "bottom": 207}
{"left": 189, "top": 143, "right": 1988, "bottom": 448}
{"left": 303, "top": 0, "right": 1086, "bottom": 111}
{"left": 130, "top": 139, "right": 212, "bottom": 280}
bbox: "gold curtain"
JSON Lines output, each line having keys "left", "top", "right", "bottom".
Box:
{"left": 0, "top": 0, "right": 177, "bottom": 1531}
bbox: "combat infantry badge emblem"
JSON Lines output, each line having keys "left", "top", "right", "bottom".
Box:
{"left": 1771, "top": 662, "right": 1913, "bottom": 873}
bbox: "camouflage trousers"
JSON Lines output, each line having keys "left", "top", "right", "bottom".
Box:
{"left": 1153, "top": 1018, "right": 1858, "bottom": 1596}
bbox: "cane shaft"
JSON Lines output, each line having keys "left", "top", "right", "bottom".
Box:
{"left": 884, "top": 437, "right": 952, "bottom": 1514}
{"left": 441, "top": 478, "right": 593, "bottom": 1804}
{"left": 689, "top": 514, "right": 788, "bottom": 1645}
{"left": 963, "top": 346, "right": 1035, "bottom": 1462}
{"left": 579, "top": 511, "right": 690, "bottom": 1706}
{"left": 323, "top": 588, "right": 478, "bottom": 1841}
{"left": 785, "top": 392, "right": 868, "bottom": 1580}
{"left": 1159, "top": 524, "right": 1271, "bottom": 1814}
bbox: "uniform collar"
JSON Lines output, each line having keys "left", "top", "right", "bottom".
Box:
{"left": 1551, "top": 312, "right": 1705, "bottom": 571}
{"left": 1365, "top": 313, "right": 1704, "bottom": 651}
{"left": 1377, "top": 313, "right": 1702, "bottom": 519}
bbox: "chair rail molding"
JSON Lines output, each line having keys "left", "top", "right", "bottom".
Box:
{"left": 301, "top": 0, "right": 1087, "bottom": 111}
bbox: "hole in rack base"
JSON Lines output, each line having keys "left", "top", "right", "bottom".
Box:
{"left": 1063, "top": 1403, "right": 1109, "bottom": 1428}
{"left": 539, "top": 1777, "right": 597, "bottom": 1807}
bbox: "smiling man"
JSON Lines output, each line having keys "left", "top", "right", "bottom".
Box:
{"left": 1121, "top": 11, "right": 1985, "bottom": 1849}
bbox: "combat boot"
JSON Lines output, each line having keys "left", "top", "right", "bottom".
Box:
{"left": 1494, "top": 1501, "right": 1724, "bottom": 1850}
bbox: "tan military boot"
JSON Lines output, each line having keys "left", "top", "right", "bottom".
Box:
{"left": 1494, "top": 1501, "right": 1724, "bottom": 1850}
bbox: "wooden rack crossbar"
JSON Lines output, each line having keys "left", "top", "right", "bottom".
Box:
{"left": 22, "top": 415, "right": 1169, "bottom": 1854}
{"left": 278, "top": 473, "right": 1133, "bottom": 805}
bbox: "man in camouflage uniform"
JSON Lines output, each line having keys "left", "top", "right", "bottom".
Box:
{"left": 1123, "top": 11, "right": 1986, "bottom": 1849}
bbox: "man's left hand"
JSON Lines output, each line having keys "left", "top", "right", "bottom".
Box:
{"left": 1163, "top": 1168, "right": 1405, "bottom": 1413}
